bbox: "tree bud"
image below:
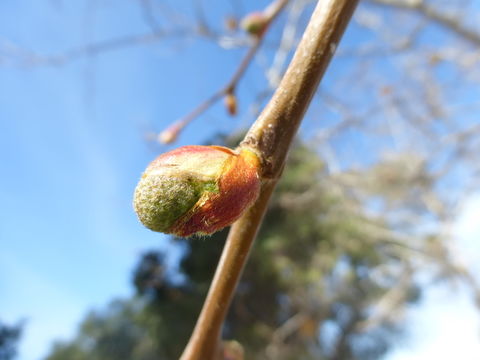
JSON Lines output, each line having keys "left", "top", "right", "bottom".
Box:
{"left": 241, "top": 12, "right": 269, "bottom": 37}
{"left": 133, "top": 145, "right": 261, "bottom": 237}
{"left": 158, "top": 122, "right": 182, "bottom": 144}
{"left": 224, "top": 93, "right": 238, "bottom": 116}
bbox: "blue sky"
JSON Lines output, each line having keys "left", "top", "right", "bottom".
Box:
{"left": 0, "top": 1, "right": 274, "bottom": 358}
{"left": 387, "top": 195, "right": 480, "bottom": 360}
{"left": 1, "top": 1, "right": 479, "bottom": 360}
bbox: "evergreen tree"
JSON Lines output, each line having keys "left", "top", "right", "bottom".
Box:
{"left": 0, "top": 321, "right": 22, "bottom": 360}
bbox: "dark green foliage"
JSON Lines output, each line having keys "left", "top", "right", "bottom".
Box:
{"left": 0, "top": 321, "right": 22, "bottom": 360}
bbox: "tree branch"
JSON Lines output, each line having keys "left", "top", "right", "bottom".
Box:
{"left": 157, "top": 37, "right": 263, "bottom": 144}
{"left": 243, "top": 0, "right": 359, "bottom": 178}
{"left": 1, "top": 30, "right": 179, "bottom": 67}
{"left": 179, "top": 1, "right": 359, "bottom": 359}
{"left": 158, "top": 0, "right": 290, "bottom": 144}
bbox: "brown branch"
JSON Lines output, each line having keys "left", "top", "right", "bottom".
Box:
{"left": 158, "top": 0, "right": 290, "bottom": 144}
{"left": 179, "top": 1, "right": 359, "bottom": 359}
{"left": 243, "top": 0, "right": 359, "bottom": 178}
{"left": 265, "top": 312, "right": 310, "bottom": 359}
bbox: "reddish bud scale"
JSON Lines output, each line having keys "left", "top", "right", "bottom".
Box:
{"left": 171, "top": 147, "right": 260, "bottom": 237}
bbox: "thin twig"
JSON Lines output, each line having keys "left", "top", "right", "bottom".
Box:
{"left": 139, "top": 0, "right": 162, "bottom": 33}
{"left": 1, "top": 30, "right": 179, "bottom": 67}
{"left": 180, "top": 1, "right": 359, "bottom": 359}
{"left": 158, "top": 0, "right": 290, "bottom": 144}
{"left": 243, "top": 0, "right": 359, "bottom": 178}
{"left": 159, "top": 38, "right": 263, "bottom": 144}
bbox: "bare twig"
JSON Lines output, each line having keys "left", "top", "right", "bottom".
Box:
{"left": 139, "top": 0, "right": 162, "bottom": 33}
{"left": 158, "top": 0, "right": 290, "bottom": 144}
{"left": 243, "top": 0, "right": 359, "bottom": 178}
{"left": 157, "top": 38, "right": 263, "bottom": 144}
{"left": 180, "top": 1, "right": 359, "bottom": 359}
{"left": 1, "top": 30, "right": 177, "bottom": 67}
{"left": 265, "top": 312, "right": 309, "bottom": 359}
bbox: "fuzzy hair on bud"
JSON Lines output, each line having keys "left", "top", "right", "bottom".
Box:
{"left": 133, "top": 145, "right": 261, "bottom": 237}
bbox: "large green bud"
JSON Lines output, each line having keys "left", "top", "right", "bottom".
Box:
{"left": 133, "top": 145, "right": 261, "bottom": 237}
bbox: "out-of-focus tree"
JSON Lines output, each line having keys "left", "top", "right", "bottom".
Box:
{"left": 0, "top": 321, "right": 22, "bottom": 360}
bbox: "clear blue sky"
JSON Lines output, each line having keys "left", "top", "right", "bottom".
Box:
{"left": 1, "top": 1, "right": 479, "bottom": 360}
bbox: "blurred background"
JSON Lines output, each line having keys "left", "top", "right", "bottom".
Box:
{"left": 1, "top": 0, "right": 480, "bottom": 359}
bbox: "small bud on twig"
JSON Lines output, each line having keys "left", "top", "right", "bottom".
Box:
{"left": 133, "top": 145, "right": 261, "bottom": 237}
{"left": 241, "top": 12, "right": 269, "bottom": 37}
{"left": 224, "top": 16, "right": 238, "bottom": 32}
{"left": 158, "top": 122, "right": 182, "bottom": 144}
{"left": 224, "top": 93, "right": 238, "bottom": 116}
